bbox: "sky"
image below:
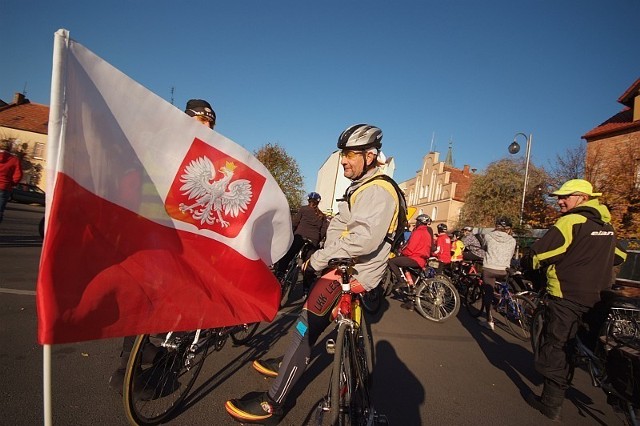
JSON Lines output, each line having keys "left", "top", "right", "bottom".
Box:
{"left": 2, "top": 1, "right": 639, "bottom": 193}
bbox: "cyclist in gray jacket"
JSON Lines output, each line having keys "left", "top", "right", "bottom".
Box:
{"left": 479, "top": 217, "right": 516, "bottom": 331}
{"left": 225, "top": 124, "right": 398, "bottom": 425}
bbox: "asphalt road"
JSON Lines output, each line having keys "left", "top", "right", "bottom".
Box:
{"left": 0, "top": 202, "right": 627, "bottom": 425}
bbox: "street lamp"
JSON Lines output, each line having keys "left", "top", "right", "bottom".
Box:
{"left": 508, "top": 132, "right": 533, "bottom": 227}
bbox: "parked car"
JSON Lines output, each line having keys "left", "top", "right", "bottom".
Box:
{"left": 10, "top": 183, "right": 46, "bottom": 206}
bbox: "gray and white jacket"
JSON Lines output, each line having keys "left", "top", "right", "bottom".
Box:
{"left": 482, "top": 230, "right": 516, "bottom": 272}
{"left": 310, "top": 168, "right": 396, "bottom": 291}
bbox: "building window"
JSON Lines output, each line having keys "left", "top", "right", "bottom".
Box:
{"left": 33, "top": 142, "right": 45, "bottom": 159}
{"left": 431, "top": 206, "right": 438, "bottom": 220}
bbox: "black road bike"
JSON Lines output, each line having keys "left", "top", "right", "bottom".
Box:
{"left": 123, "top": 322, "right": 259, "bottom": 425}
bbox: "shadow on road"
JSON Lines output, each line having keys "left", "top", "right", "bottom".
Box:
{"left": 177, "top": 307, "right": 299, "bottom": 420}
{"left": 459, "top": 310, "right": 540, "bottom": 393}
{"left": 458, "top": 309, "right": 613, "bottom": 424}
{"left": 372, "top": 339, "right": 424, "bottom": 425}
{"left": 0, "top": 234, "right": 43, "bottom": 247}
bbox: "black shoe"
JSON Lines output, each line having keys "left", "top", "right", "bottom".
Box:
{"left": 252, "top": 357, "right": 282, "bottom": 378}
{"left": 225, "top": 391, "right": 282, "bottom": 425}
{"left": 400, "top": 301, "right": 414, "bottom": 311}
{"left": 525, "top": 392, "right": 562, "bottom": 421}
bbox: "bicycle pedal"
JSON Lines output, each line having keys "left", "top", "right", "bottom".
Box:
{"left": 326, "top": 338, "right": 335, "bottom": 354}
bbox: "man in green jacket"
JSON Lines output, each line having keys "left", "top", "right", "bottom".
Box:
{"left": 525, "top": 179, "right": 627, "bottom": 421}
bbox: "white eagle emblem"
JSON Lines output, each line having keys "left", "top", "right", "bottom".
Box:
{"left": 178, "top": 156, "right": 252, "bottom": 228}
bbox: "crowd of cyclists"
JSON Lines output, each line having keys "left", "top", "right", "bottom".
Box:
{"left": 106, "top": 104, "right": 634, "bottom": 424}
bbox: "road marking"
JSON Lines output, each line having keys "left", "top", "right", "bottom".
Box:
{"left": 0, "top": 288, "right": 36, "bottom": 296}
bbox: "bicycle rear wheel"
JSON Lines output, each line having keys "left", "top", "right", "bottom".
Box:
{"left": 506, "top": 294, "right": 536, "bottom": 341}
{"left": 415, "top": 277, "right": 460, "bottom": 323}
{"left": 380, "top": 267, "right": 394, "bottom": 297}
{"left": 230, "top": 322, "right": 260, "bottom": 345}
{"left": 123, "top": 332, "right": 211, "bottom": 425}
{"left": 530, "top": 307, "right": 545, "bottom": 355}
{"left": 465, "top": 280, "right": 484, "bottom": 318}
{"left": 330, "top": 319, "right": 374, "bottom": 426}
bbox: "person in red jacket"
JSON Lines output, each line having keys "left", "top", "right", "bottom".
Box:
{"left": 434, "top": 223, "right": 452, "bottom": 266}
{"left": 388, "top": 214, "right": 432, "bottom": 309}
{"left": 0, "top": 140, "right": 23, "bottom": 224}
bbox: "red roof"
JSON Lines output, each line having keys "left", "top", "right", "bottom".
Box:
{"left": 444, "top": 164, "right": 474, "bottom": 202}
{"left": 0, "top": 101, "right": 49, "bottom": 135}
{"left": 582, "top": 107, "right": 640, "bottom": 140}
{"left": 582, "top": 77, "right": 640, "bottom": 140}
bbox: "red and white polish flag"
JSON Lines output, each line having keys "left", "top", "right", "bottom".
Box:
{"left": 37, "top": 30, "right": 292, "bottom": 344}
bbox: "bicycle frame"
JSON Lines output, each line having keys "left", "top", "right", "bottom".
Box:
{"left": 315, "top": 258, "right": 381, "bottom": 426}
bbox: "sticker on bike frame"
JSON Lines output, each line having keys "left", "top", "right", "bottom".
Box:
{"left": 296, "top": 320, "right": 308, "bottom": 337}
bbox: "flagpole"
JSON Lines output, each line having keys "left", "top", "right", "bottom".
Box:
{"left": 43, "top": 28, "right": 69, "bottom": 426}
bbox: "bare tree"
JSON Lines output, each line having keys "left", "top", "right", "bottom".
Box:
{"left": 547, "top": 142, "right": 586, "bottom": 189}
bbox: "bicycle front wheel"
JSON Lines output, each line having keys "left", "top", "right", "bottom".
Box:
{"left": 123, "top": 332, "right": 210, "bottom": 425}
{"left": 230, "top": 322, "right": 260, "bottom": 345}
{"left": 330, "top": 320, "right": 374, "bottom": 426}
{"left": 280, "top": 262, "right": 300, "bottom": 307}
{"left": 415, "top": 277, "right": 460, "bottom": 323}
{"left": 465, "top": 280, "right": 484, "bottom": 318}
{"left": 506, "top": 294, "right": 536, "bottom": 341}
{"left": 530, "top": 307, "right": 545, "bottom": 355}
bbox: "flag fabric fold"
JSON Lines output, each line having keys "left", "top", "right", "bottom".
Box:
{"left": 37, "top": 29, "right": 292, "bottom": 345}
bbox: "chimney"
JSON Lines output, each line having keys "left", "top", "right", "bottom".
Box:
{"left": 13, "top": 92, "right": 27, "bottom": 105}
{"left": 463, "top": 164, "right": 470, "bottom": 176}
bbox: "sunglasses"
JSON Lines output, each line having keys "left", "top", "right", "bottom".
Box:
{"left": 339, "top": 150, "right": 364, "bottom": 160}
{"left": 557, "top": 194, "right": 580, "bottom": 200}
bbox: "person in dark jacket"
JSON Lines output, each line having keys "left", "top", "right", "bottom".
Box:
{"left": 524, "top": 179, "right": 627, "bottom": 421}
{"left": 273, "top": 192, "right": 328, "bottom": 294}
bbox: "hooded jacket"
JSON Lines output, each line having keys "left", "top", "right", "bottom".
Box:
{"left": 0, "top": 150, "right": 23, "bottom": 191}
{"left": 482, "top": 229, "right": 516, "bottom": 271}
{"left": 531, "top": 199, "right": 627, "bottom": 307}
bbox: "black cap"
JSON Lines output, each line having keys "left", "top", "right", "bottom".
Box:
{"left": 185, "top": 99, "right": 216, "bottom": 122}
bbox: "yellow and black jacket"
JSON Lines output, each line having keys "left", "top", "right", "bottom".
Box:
{"left": 531, "top": 199, "right": 627, "bottom": 307}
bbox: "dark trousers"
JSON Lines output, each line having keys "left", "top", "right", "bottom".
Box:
{"left": 274, "top": 235, "right": 316, "bottom": 275}
{"left": 463, "top": 251, "right": 483, "bottom": 262}
{"left": 388, "top": 256, "right": 420, "bottom": 283}
{"left": 535, "top": 296, "right": 589, "bottom": 389}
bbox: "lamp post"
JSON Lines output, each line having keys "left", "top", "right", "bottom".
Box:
{"left": 508, "top": 132, "right": 533, "bottom": 227}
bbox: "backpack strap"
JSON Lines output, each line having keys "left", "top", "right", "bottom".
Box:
{"left": 347, "top": 173, "right": 403, "bottom": 245}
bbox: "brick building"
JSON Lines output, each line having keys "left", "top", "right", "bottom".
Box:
{"left": 582, "top": 77, "right": 640, "bottom": 237}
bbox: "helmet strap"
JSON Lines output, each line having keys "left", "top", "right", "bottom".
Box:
{"left": 352, "top": 151, "right": 376, "bottom": 181}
